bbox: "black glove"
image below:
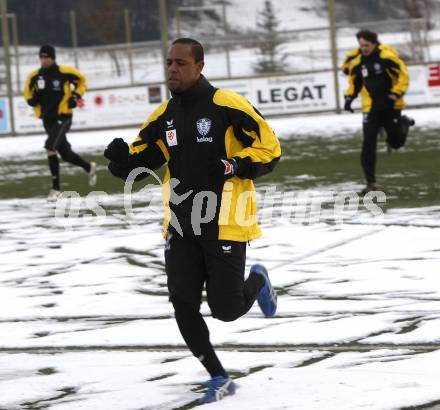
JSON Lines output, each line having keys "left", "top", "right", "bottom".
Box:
{"left": 104, "top": 138, "right": 129, "bottom": 164}
{"left": 210, "top": 157, "right": 238, "bottom": 185}
{"left": 383, "top": 92, "right": 400, "bottom": 110}
{"left": 387, "top": 92, "right": 400, "bottom": 108}
{"left": 68, "top": 93, "right": 80, "bottom": 108}
{"left": 108, "top": 161, "right": 133, "bottom": 180}
{"left": 27, "top": 97, "right": 39, "bottom": 107}
{"left": 27, "top": 90, "right": 43, "bottom": 107}
{"left": 108, "top": 151, "right": 149, "bottom": 181}
{"left": 344, "top": 96, "right": 354, "bottom": 113}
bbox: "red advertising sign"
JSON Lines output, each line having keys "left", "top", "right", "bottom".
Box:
{"left": 428, "top": 64, "right": 440, "bottom": 87}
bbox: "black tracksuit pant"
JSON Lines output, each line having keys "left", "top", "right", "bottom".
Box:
{"left": 43, "top": 116, "right": 89, "bottom": 167}
{"left": 361, "top": 109, "right": 411, "bottom": 184}
{"left": 43, "top": 116, "right": 90, "bottom": 190}
{"left": 165, "top": 231, "right": 264, "bottom": 378}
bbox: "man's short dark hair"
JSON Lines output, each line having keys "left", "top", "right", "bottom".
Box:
{"left": 172, "top": 38, "right": 204, "bottom": 62}
{"left": 356, "top": 29, "right": 378, "bottom": 44}
{"left": 39, "top": 44, "right": 56, "bottom": 59}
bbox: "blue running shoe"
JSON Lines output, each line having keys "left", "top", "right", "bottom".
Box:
{"left": 199, "top": 376, "right": 236, "bottom": 404}
{"left": 251, "top": 263, "right": 277, "bottom": 317}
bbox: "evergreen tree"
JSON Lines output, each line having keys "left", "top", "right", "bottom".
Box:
{"left": 254, "top": 0, "right": 287, "bottom": 74}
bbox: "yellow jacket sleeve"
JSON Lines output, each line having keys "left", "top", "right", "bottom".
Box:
{"left": 23, "top": 69, "right": 39, "bottom": 102}
{"left": 381, "top": 50, "right": 409, "bottom": 96}
{"left": 124, "top": 101, "right": 169, "bottom": 173}
{"left": 107, "top": 103, "right": 170, "bottom": 182}
{"left": 341, "top": 48, "right": 360, "bottom": 75}
{"left": 59, "top": 65, "right": 87, "bottom": 96}
{"left": 213, "top": 89, "right": 281, "bottom": 179}
{"left": 345, "top": 55, "right": 363, "bottom": 98}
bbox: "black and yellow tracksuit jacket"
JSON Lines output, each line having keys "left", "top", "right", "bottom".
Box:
{"left": 345, "top": 46, "right": 409, "bottom": 112}
{"left": 341, "top": 44, "right": 398, "bottom": 75}
{"left": 24, "top": 64, "right": 86, "bottom": 119}
{"left": 112, "top": 75, "right": 281, "bottom": 242}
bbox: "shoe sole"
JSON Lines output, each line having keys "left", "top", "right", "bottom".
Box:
{"left": 89, "top": 162, "right": 97, "bottom": 186}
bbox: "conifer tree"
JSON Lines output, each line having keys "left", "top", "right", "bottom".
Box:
{"left": 254, "top": 0, "right": 287, "bottom": 73}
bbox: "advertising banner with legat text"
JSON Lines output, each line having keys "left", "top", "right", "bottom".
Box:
{"left": 11, "top": 65, "right": 440, "bottom": 134}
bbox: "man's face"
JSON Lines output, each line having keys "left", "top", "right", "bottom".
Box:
{"left": 40, "top": 55, "right": 55, "bottom": 69}
{"left": 166, "top": 43, "right": 204, "bottom": 93}
{"left": 358, "top": 38, "right": 377, "bottom": 56}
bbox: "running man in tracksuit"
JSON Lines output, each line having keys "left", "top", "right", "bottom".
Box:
{"left": 24, "top": 45, "right": 97, "bottom": 200}
{"left": 342, "top": 43, "right": 399, "bottom": 113}
{"left": 104, "top": 38, "right": 281, "bottom": 404}
{"left": 344, "top": 30, "right": 414, "bottom": 193}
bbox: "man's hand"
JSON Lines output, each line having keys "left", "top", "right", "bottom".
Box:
{"left": 385, "top": 92, "right": 400, "bottom": 109}
{"left": 27, "top": 90, "right": 43, "bottom": 107}
{"left": 210, "top": 157, "right": 238, "bottom": 184}
{"left": 344, "top": 96, "right": 354, "bottom": 113}
{"left": 104, "top": 138, "right": 129, "bottom": 164}
{"left": 68, "top": 93, "right": 80, "bottom": 108}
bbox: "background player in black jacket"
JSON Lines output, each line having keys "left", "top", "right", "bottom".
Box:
{"left": 105, "top": 38, "right": 281, "bottom": 404}
{"left": 344, "top": 30, "right": 415, "bottom": 194}
{"left": 24, "top": 45, "right": 97, "bottom": 201}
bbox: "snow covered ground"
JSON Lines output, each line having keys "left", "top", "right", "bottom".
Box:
{"left": 1, "top": 108, "right": 440, "bottom": 409}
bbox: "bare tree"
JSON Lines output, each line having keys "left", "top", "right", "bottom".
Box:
{"left": 78, "top": 0, "right": 125, "bottom": 76}
{"left": 403, "top": 0, "right": 438, "bottom": 28}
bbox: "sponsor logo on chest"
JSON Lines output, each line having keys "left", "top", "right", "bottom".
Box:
{"left": 52, "top": 79, "right": 61, "bottom": 90}
{"left": 166, "top": 129, "right": 178, "bottom": 147}
{"left": 196, "top": 118, "right": 213, "bottom": 142}
{"left": 361, "top": 65, "right": 368, "bottom": 78}
{"left": 37, "top": 76, "right": 45, "bottom": 89}
{"left": 374, "top": 63, "right": 382, "bottom": 74}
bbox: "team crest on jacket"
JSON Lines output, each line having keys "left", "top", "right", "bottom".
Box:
{"left": 374, "top": 63, "right": 382, "bottom": 74}
{"left": 196, "top": 118, "right": 211, "bottom": 136}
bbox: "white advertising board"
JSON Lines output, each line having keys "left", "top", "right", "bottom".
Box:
{"left": 11, "top": 65, "right": 440, "bottom": 134}
{"left": 13, "top": 84, "right": 167, "bottom": 134}
{"left": 215, "top": 72, "right": 337, "bottom": 115}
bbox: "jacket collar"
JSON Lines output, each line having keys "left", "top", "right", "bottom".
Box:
{"left": 171, "top": 75, "right": 213, "bottom": 105}
{"left": 362, "top": 47, "right": 380, "bottom": 61}
{"left": 40, "top": 63, "right": 58, "bottom": 75}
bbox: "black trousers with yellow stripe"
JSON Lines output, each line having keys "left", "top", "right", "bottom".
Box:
{"left": 165, "top": 231, "right": 264, "bottom": 377}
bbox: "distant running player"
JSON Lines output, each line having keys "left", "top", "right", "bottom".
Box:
{"left": 343, "top": 30, "right": 415, "bottom": 194}
{"left": 24, "top": 45, "right": 97, "bottom": 201}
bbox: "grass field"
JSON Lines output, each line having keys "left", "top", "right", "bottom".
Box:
{"left": 1, "top": 124, "right": 439, "bottom": 210}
